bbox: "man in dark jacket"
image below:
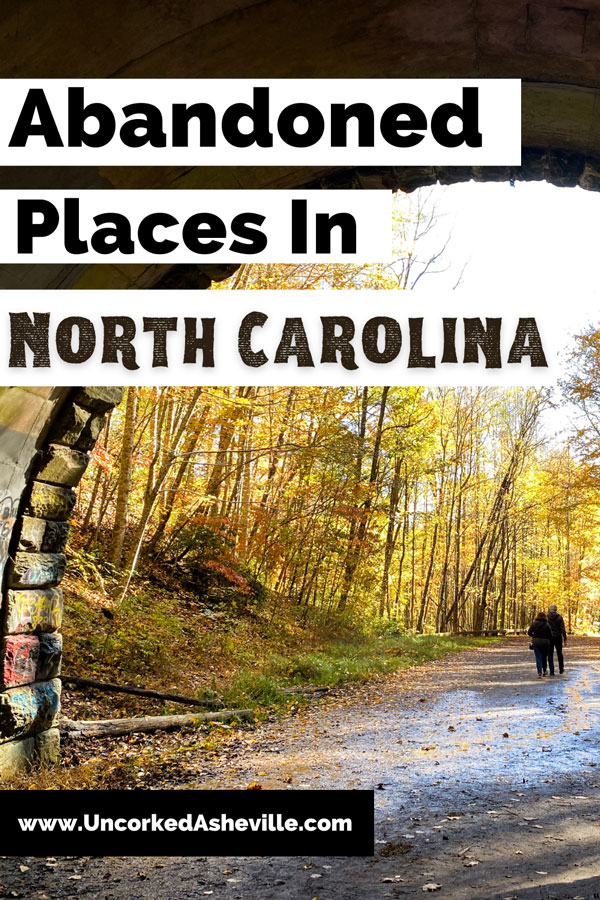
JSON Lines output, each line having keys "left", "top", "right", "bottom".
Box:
{"left": 547, "top": 603, "right": 568, "bottom": 674}
{"left": 528, "top": 612, "right": 554, "bottom": 677}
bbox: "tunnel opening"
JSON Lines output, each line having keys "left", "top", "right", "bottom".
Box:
{"left": 1, "top": 159, "right": 596, "bottom": 775}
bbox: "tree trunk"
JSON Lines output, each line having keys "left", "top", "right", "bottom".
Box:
{"left": 338, "top": 386, "right": 389, "bottom": 611}
{"left": 108, "top": 386, "right": 137, "bottom": 567}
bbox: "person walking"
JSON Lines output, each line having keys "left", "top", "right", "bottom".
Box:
{"left": 547, "top": 603, "right": 568, "bottom": 674}
{"left": 528, "top": 611, "right": 553, "bottom": 677}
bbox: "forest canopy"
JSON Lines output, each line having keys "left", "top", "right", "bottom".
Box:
{"left": 71, "top": 191, "right": 600, "bottom": 638}
{"left": 76, "top": 381, "right": 598, "bottom": 635}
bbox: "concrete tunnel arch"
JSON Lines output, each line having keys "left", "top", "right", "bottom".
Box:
{"left": 3, "top": 0, "right": 600, "bottom": 770}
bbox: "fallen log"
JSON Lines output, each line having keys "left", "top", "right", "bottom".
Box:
{"left": 60, "top": 674, "right": 222, "bottom": 708}
{"left": 61, "top": 708, "right": 253, "bottom": 740}
{"left": 60, "top": 675, "right": 331, "bottom": 711}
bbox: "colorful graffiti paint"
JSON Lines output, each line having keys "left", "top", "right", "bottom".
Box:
{"left": 4, "top": 588, "right": 63, "bottom": 635}
{"left": 0, "top": 679, "right": 61, "bottom": 742}
{"left": 0, "top": 494, "right": 19, "bottom": 584}
{"left": 1, "top": 635, "right": 39, "bottom": 688}
{"left": 27, "top": 483, "right": 76, "bottom": 521}
{"left": 8, "top": 552, "right": 66, "bottom": 589}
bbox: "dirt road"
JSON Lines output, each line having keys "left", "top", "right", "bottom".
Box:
{"left": 4, "top": 636, "right": 600, "bottom": 899}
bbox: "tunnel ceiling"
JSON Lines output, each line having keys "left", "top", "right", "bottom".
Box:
{"left": 1, "top": 0, "right": 600, "bottom": 289}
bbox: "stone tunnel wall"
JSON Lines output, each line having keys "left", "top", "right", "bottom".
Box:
{"left": 0, "top": 386, "right": 123, "bottom": 776}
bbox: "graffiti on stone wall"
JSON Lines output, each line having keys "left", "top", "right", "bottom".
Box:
{"left": 0, "top": 633, "right": 62, "bottom": 687}
{"left": 0, "top": 495, "right": 19, "bottom": 583}
{"left": 0, "top": 679, "right": 61, "bottom": 742}
{"left": 1, "top": 635, "right": 39, "bottom": 688}
{"left": 8, "top": 552, "right": 66, "bottom": 589}
{"left": 4, "top": 588, "right": 63, "bottom": 634}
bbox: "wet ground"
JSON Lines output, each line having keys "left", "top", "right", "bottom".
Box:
{"left": 3, "top": 636, "right": 600, "bottom": 899}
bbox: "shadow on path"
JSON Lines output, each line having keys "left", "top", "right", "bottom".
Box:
{"left": 3, "top": 636, "right": 600, "bottom": 899}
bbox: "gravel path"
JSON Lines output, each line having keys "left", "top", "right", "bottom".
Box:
{"left": 3, "top": 636, "right": 600, "bottom": 900}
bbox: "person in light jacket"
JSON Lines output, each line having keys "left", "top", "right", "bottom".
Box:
{"left": 547, "top": 603, "right": 568, "bottom": 674}
{"left": 528, "top": 611, "right": 553, "bottom": 677}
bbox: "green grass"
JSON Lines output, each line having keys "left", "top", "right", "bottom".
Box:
{"left": 61, "top": 571, "right": 498, "bottom": 714}
{"left": 223, "top": 633, "right": 495, "bottom": 709}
